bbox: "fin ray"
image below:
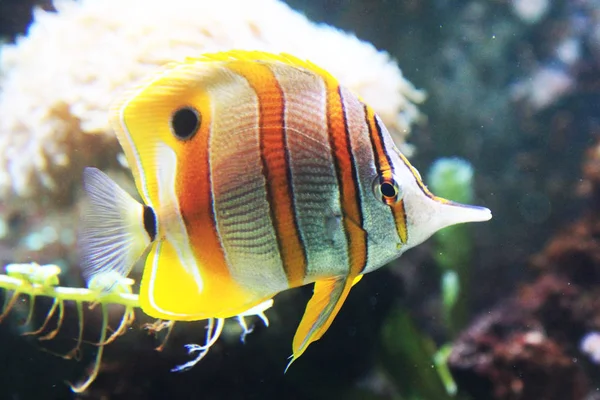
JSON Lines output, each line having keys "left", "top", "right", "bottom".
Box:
{"left": 80, "top": 167, "right": 151, "bottom": 286}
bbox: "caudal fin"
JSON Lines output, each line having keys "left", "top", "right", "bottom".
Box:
{"left": 79, "top": 167, "right": 154, "bottom": 288}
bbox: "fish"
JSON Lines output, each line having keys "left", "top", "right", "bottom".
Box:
{"left": 79, "top": 50, "right": 492, "bottom": 368}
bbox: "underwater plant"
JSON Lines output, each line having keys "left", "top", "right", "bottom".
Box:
{"left": 427, "top": 157, "right": 478, "bottom": 336}
{"left": 0, "top": 262, "right": 272, "bottom": 393}
{"left": 380, "top": 306, "right": 456, "bottom": 400}
{"left": 374, "top": 157, "right": 482, "bottom": 400}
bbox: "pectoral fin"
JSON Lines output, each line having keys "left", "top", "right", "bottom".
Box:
{"left": 287, "top": 274, "right": 363, "bottom": 370}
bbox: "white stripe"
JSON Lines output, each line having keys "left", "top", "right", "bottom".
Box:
{"left": 269, "top": 64, "right": 349, "bottom": 283}
{"left": 207, "top": 67, "right": 288, "bottom": 294}
{"left": 145, "top": 143, "right": 205, "bottom": 318}
{"left": 156, "top": 143, "right": 203, "bottom": 291}
{"left": 339, "top": 87, "right": 400, "bottom": 273}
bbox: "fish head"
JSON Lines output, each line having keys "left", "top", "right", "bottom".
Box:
{"left": 360, "top": 119, "right": 491, "bottom": 273}
{"left": 109, "top": 59, "right": 235, "bottom": 208}
{"left": 383, "top": 146, "right": 491, "bottom": 253}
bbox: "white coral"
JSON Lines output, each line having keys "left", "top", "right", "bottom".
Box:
{"left": 0, "top": 0, "right": 424, "bottom": 201}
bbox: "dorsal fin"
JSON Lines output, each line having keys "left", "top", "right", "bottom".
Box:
{"left": 186, "top": 50, "right": 336, "bottom": 82}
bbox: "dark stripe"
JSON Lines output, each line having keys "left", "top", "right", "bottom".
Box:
{"left": 379, "top": 112, "right": 444, "bottom": 203}
{"left": 365, "top": 106, "right": 408, "bottom": 243}
{"left": 228, "top": 62, "right": 308, "bottom": 287}
{"left": 326, "top": 85, "right": 368, "bottom": 276}
{"left": 371, "top": 109, "right": 394, "bottom": 172}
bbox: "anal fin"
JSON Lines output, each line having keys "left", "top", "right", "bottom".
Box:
{"left": 287, "top": 274, "right": 363, "bottom": 370}
{"left": 139, "top": 241, "right": 268, "bottom": 321}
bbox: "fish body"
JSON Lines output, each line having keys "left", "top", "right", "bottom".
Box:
{"left": 80, "top": 51, "right": 491, "bottom": 364}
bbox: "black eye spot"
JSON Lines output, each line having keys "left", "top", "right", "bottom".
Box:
{"left": 171, "top": 107, "right": 200, "bottom": 140}
{"left": 380, "top": 181, "right": 397, "bottom": 198}
{"left": 372, "top": 174, "right": 403, "bottom": 205}
{"left": 143, "top": 206, "right": 157, "bottom": 242}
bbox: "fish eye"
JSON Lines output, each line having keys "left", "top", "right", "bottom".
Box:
{"left": 380, "top": 181, "right": 397, "bottom": 198}
{"left": 171, "top": 106, "right": 200, "bottom": 140}
{"left": 372, "top": 175, "right": 402, "bottom": 205}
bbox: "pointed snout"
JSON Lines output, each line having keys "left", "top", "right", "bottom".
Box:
{"left": 434, "top": 199, "right": 492, "bottom": 230}
{"left": 403, "top": 193, "right": 492, "bottom": 250}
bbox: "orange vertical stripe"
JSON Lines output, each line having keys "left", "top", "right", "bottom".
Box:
{"left": 226, "top": 61, "right": 307, "bottom": 287}
{"left": 364, "top": 106, "right": 408, "bottom": 244}
{"left": 364, "top": 106, "right": 392, "bottom": 173}
{"left": 175, "top": 94, "right": 251, "bottom": 313}
{"left": 392, "top": 200, "right": 408, "bottom": 243}
{"left": 325, "top": 83, "right": 368, "bottom": 276}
